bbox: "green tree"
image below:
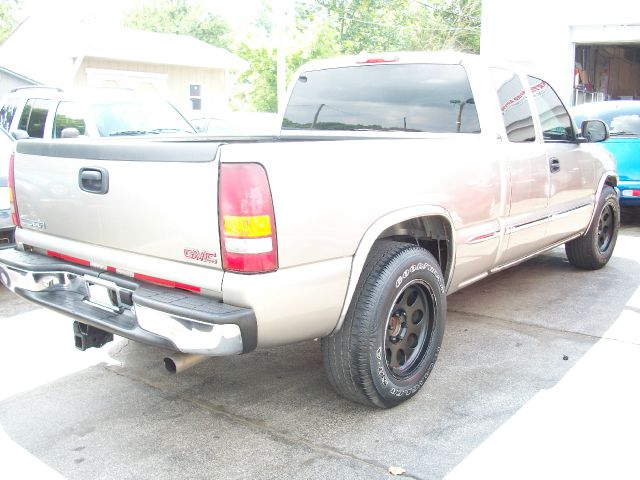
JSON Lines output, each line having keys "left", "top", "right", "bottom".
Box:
{"left": 123, "top": 0, "right": 231, "bottom": 48}
{"left": 408, "top": 0, "right": 481, "bottom": 52}
{"left": 0, "top": 0, "right": 21, "bottom": 45}
{"left": 233, "top": 43, "right": 278, "bottom": 112}
{"left": 298, "top": 0, "right": 481, "bottom": 54}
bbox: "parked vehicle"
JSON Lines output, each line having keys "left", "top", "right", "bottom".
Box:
{"left": 0, "top": 87, "right": 196, "bottom": 140}
{"left": 570, "top": 100, "right": 640, "bottom": 206}
{"left": 0, "top": 52, "right": 618, "bottom": 408}
{"left": 0, "top": 128, "right": 14, "bottom": 245}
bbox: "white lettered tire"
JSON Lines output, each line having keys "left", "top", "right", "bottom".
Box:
{"left": 322, "top": 241, "right": 446, "bottom": 408}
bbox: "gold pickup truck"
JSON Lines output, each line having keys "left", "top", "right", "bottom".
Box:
{"left": 0, "top": 52, "right": 618, "bottom": 408}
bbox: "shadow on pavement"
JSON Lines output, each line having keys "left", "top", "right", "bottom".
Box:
{"left": 0, "top": 232, "right": 638, "bottom": 478}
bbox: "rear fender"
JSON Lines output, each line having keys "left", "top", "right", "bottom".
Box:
{"left": 583, "top": 171, "right": 618, "bottom": 235}
{"left": 332, "top": 205, "right": 456, "bottom": 334}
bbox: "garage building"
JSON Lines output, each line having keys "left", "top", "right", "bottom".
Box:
{"left": 481, "top": 0, "right": 640, "bottom": 105}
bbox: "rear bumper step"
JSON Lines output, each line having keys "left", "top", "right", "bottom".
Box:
{"left": 0, "top": 249, "right": 257, "bottom": 355}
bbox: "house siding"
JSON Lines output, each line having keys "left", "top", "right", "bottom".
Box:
{"left": 75, "top": 57, "right": 227, "bottom": 117}
{"left": 0, "top": 72, "right": 39, "bottom": 99}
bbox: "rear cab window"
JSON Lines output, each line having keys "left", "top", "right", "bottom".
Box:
{"left": 283, "top": 63, "right": 480, "bottom": 134}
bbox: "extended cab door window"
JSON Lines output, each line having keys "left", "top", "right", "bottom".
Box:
{"left": 490, "top": 68, "right": 536, "bottom": 142}
{"left": 53, "top": 101, "right": 87, "bottom": 138}
{"left": 283, "top": 63, "right": 480, "bottom": 134}
{"left": 527, "top": 77, "right": 575, "bottom": 142}
{"left": 17, "top": 98, "right": 50, "bottom": 138}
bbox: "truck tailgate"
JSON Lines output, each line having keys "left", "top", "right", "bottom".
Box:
{"left": 13, "top": 140, "right": 223, "bottom": 270}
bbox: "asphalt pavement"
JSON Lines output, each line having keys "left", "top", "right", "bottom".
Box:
{"left": 1, "top": 209, "right": 639, "bottom": 479}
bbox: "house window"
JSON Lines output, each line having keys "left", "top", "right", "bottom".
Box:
{"left": 190, "top": 84, "right": 202, "bottom": 111}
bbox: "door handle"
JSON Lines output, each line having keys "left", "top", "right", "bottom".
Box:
{"left": 79, "top": 168, "right": 109, "bottom": 194}
{"left": 549, "top": 157, "right": 560, "bottom": 174}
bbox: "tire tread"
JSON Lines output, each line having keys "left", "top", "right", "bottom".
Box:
{"left": 322, "top": 241, "right": 442, "bottom": 408}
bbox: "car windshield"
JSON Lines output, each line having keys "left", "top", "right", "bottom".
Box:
{"left": 573, "top": 105, "right": 640, "bottom": 137}
{"left": 89, "top": 96, "right": 195, "bottom": 137}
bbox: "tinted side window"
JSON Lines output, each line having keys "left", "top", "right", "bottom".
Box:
{"left": 283, "top": 63, "right": 480, "bottom": 134}
{"left": 490, "top": 68, "right": 535, "bottom": 142}
{"left": 527, "top": 76, "right": 573, "bottom": 142}
{"left": 17, "top": 99, "right": 33, "bottom": 131}
{"left": 53, "top": 101, "right": 86, "bottom": 138}
{"left": 17, "top": 98, "right": 50, "bottom": 138}
{"left": 0, "top": 98, "right": 18, "bottom": 132}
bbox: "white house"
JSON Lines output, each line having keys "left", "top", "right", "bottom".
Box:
{"left": 0, "top": 65, "right": 40, "bottom": 99}
{"left": 481, "top": 0, "right": 640, "bottom": 105}
{"left": 0, "top": 17, "right": 247, "bottom": 116}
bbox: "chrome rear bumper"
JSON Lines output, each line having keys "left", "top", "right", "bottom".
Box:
{"left": 0, "top": 249, "right": 257, "bottom": 355}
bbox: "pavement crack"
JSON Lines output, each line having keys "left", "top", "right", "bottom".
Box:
{"left": 102, "top": 366, "right": 425, "bottom": 480}
{"left": 448, "top": 309, "right": 640, "bottom": 347}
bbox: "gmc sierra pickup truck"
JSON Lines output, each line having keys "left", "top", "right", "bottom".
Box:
{"left": 0, "top": 52, "right": 619, "bottom": 408}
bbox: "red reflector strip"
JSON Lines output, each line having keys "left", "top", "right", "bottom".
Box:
{"left": 467, "top": 231, "right": 499, "bottom": 244}
{"left": 134, "top": 273, "right": 201, "bottom": 293}
{"left": 47, "top": 251, "right": 91, "bottom": 266}
{"left": 45, "top": 252, "right": 199, "bottom": 293}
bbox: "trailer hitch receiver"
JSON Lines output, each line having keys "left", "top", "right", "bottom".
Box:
{"left": 73, "top": 321, "right": 113, "bottom": 350}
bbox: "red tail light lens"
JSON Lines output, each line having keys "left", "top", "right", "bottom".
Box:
{"left": 218, "top": 163, "right": 278, "bottom": 273}
{"left": 8, "top": 153, "right": 20, "bottom": 227}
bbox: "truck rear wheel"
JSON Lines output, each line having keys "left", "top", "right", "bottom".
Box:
{"left": 322, "top": 241, "right": 446, "bottom": 408}
{"left": 565, "top": 185, "right": 619, "bottom": 270}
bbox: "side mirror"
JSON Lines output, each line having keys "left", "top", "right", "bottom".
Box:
{"left": 60, "top": 127, "right": 80, "bottom": 138}
{"left": 11, "top": 129, "right": 29, "bottom": 140}
{"left": 580, "top": 120, "right": 609, "bottom": 143}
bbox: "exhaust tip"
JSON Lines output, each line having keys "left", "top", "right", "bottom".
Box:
{"left": 163, "top": 356, "right": 177, "bottom": 374}
{"left": 163, "top": 353, "right": 209, "bottom": 374}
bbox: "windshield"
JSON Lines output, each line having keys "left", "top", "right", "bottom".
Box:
{"left": 89, "top": 97, "right": 195, "bottom": 136}
{"left": 573, "top": 104, "right": 640, "bottom": 137}
{"left": 283, "top": 63, "right": 480, "bottom": 134}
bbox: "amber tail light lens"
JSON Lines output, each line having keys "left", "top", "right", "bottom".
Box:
{"left": 218, "top": 163, "right": 278, "bottom": 273}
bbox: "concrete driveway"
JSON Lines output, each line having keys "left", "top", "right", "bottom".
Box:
{"left": 1, "top": 210, "right": 639, "bottom": 479}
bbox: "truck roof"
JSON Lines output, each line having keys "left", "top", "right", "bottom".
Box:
{"left": 298, "top": 51, "right": 478, "bottom": 72}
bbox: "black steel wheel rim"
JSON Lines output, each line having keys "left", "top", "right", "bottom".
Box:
{"left": 384, "top": 280, "right": 435, "bottom": 378}
{"left": 597, "top": 204, "right": 614, "bottom": 252}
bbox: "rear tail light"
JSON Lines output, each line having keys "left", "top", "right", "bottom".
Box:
{"left": 218, "top": 163, "right": 278, "bottom": 273}
{"left": 621, "top": 189, "right": 640, "bottom": 197}
{"left": 8, "top": 153, "right": 20, "bottom": 226}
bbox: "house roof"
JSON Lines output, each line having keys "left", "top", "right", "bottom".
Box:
{"left": 0, "top": 65, "right": 41, "bottom": 85}
{"left": 82, "top": 27, "right": 248, "bottom": 71}
{"left": 0, "top": 17, "right": 247, "bottom": 87}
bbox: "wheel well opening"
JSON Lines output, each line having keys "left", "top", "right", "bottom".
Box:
{"left": 606, "top": 175, "right": 618, "bottom": 187}
{"left": 378, "top": 216, "right": 452, "bottom": 282}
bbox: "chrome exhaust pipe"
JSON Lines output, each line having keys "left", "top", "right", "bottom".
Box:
{"left": 163, "top": 353, "right": 209, "bottom": 374}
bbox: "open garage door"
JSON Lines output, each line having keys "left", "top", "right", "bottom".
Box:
{"left": 574, "top": 44, "right": 640, "bottom": 105}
